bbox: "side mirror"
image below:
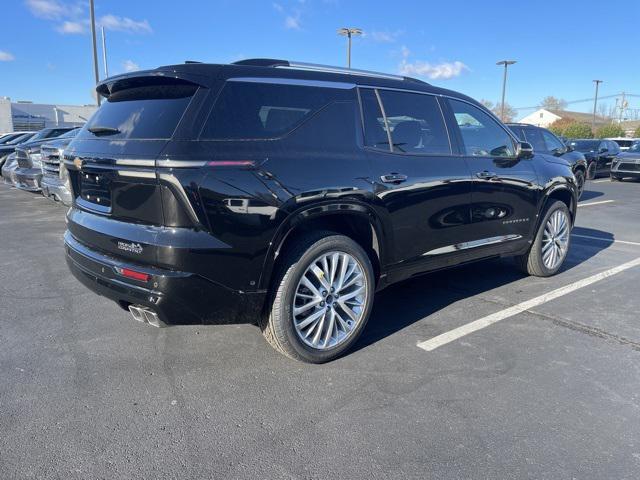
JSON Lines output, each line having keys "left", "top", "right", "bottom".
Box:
{"left": 516, "top": 141, "right": 534, "bottom": 158}
{"left": 565, "top": 144, "right": 574, "bottom": 152}
{"left": 599, "top": 146, "right": 608, "bottom": 153}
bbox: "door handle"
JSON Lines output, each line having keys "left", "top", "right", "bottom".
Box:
{"left": 380, "top": 173, "right": 408, "bottom": 184}
{"left": 476, "top": 170, "right": 499, "bottom": 180}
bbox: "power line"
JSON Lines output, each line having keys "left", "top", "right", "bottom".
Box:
{"left": 513, "top": 93, "right": 640, "bottom": 111}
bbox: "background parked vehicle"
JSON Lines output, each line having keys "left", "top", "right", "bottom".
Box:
{"left": 568, "top": 139, "right": 620, "bottom": 179}
{"left": 62, "top": 59, "right": 578, "bottom": 363}
{"left": 13, "top": 127, "right": 78, "bottom": 191}
{"left": 611, "top": 141, "right": 640, "bottom": 181}
{"left": 1, "top": 153, "right": 19, "bottom": 184}
{"left": 0, "top": 132, "right": 35, "bottom": 145}
{"left": 40, "top": 129, "right": 80, "bottom": 204}
{"left": 0, "top": 132, "right": 37, "bottom": 169}
{"left": 507, "top": 123, "right": 588, "bottom": 198}
{"left": 607, "top": 137, "right": 639, "bottom": 151}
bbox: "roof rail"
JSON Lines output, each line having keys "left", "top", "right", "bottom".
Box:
{"left": 232, "top": 58, "right": 413, "bottom": 82}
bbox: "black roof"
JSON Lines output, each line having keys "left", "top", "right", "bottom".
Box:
{"left": 96, "top": 58, "right": 484, "bottom": 110}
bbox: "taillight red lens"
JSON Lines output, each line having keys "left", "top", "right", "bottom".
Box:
{"left": 206, "top": 160, "right": 255, "bottom": 167}
{"left": 116, "top": 267, "right": 150, "bottom": 282}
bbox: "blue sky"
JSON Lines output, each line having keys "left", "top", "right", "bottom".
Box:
{"left": 1, "top": 0, "right": 638, "bottom": 119}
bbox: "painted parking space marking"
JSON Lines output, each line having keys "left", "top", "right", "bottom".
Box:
{"left": 577, "top": 200, "right": 615, "bottom": 207}
{"left": 591, "top": 179, "right": 611, "bottom": 183}
{"left": 417, "top": 256, "right": 640, "bottom": 352}
{"left": 572, "top": 234, "right": 640, "bottom": 247}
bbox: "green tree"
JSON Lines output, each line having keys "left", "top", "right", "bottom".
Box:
{"left": 563, "top": 122, "right": 593, "bottom": 139}
{"left": 548, "top": 118, "right": 576, "bottom": 136}
{"left": 634, "top": 125, "right": 640, "bottom": 137}
{"left": 595, "top": 124, "right": 625, "bottom": 139}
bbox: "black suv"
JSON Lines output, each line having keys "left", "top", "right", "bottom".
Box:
{"left": 568, "top": 139, "right": 620, "bottom": 179}
{"left": 507, "top": 123, "right": 588, "bottom": 198}
{"left": 64, "top": 59, "right": 577, "bottom": 362}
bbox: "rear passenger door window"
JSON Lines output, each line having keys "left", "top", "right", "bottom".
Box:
{"left": 448, "top": 99, "right": 515, "bottom": 158}
{"left": 360, "top": 89, "right": 451, "bottom": 155}
{"left": 522, "top": 127, "right": 546, "bottom": 152}
{"left": 201, "top": 80, "right": 337, "bottom": 140}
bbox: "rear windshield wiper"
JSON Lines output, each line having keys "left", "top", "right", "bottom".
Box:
{"left": 87, "top": 126, "right": 121, "bottom": 136}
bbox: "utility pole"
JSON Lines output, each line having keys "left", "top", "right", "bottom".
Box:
{"left": 618, "top": 92, "right": 627, "bottom": 123}
{"left": 89, "top": 0, "right": 101, "bottom": 105}
{"left": 337, "top": 27, "right": 362, "bottom": 68}
{"left": 591, "top": 80, "right": 602, "bottom": 132}
{"left": 101, "top": 26, "right": 109, "bottom": 78}
{"left": 496, "top": 60, "right": 516, "bottom": 121}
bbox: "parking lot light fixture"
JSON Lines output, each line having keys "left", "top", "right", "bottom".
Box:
{"left": 592, "top": 80, "right": 603, "bottom": 133}
{"left": 337, "top": 27, "right": 362, "bottom": 68}
{"left": 496, "top": 60, "right": 516, "bottom": 121}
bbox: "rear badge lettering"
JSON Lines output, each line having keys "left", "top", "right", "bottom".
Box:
{"left": 117, "top": 241, "right": 143, "bottom": 254}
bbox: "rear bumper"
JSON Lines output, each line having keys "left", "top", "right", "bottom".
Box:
{"left": 15, "top": 167, "right": 42, "bottom": 191}
{"left": 41, "top": 175, "right": 72, "bottom": 204}
{"left": 64, "top": 231, "right": 266, "bottom": 325}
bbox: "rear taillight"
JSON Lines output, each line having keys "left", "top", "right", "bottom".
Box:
{"left": 115, "top": 267, "right": 150, "bottom": 282}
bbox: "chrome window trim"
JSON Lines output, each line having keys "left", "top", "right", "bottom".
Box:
{"left": 277, "top": 61, "right": 406, "bottom": 81}
{"left": 156, "top": 160, "right": 207, "bottom": 168}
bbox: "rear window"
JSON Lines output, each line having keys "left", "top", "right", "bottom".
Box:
{"left": 78, "top": 84, "right": 197, "bottom": 140}
{"left": 201, "top": 80, "right": 337, "bottom": 140}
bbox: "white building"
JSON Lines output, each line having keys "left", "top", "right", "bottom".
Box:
{"left": 0, "top": 97, "right": 97, "bottom": 133}
{"left": 517, "top": 108, "right": 608, "bottom": 129}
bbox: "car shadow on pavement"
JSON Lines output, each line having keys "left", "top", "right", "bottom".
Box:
{"left": 579, "top": 190, "right": 605, "bottom": 201}
{"left": 352, "top": 227, "right": 615, "bottom": 353}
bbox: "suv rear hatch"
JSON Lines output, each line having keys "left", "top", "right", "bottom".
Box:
{"left": 65, "top": 70, "right": 212, "bottom": 265}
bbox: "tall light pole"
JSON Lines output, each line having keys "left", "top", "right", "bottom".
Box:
{"left": 591, "top": 80, "right": 602, "bottom": 132}
{"left": 101, "top": 26, "right": 109, "bottom": 78}
{"left": 337, "top": 27, "right": 362, "bottom": 68}
{"left": 89, "top": 0, "right": 101, "bottom": 105}
{"left": 496, "top": 60, "right": 516, "bottom": 121}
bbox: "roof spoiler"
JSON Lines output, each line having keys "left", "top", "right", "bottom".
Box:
{"left": 95, "top": 68, "right": 210, "bottom": 98}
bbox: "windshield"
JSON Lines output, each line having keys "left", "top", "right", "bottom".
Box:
{"left": 59, "top": 128, "right": 80, "bottom": 139}
{"left": 0, "top": 133, "right": 22, "bottom": 145}
{"left": 6, "top": 132, "right": 35, "bottom": 145}
{"left": 569, "top": 140, "right": 599, "bottom": 152}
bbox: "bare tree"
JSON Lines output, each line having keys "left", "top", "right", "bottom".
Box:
{"left": 480, "top": 99, "right": 516, "bottom": 122}
{"left": 540, "top": 96, "right": 568, "bottom": 111}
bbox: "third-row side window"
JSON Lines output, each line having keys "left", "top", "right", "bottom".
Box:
{"left": 360, "top": 88, "right": 451, "bottom": 155}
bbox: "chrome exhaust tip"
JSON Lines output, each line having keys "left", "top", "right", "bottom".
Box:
{"left": 128, "top": 305, "right": 166, "bottom": 328}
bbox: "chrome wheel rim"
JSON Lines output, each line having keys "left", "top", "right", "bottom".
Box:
{"left": 293, "top": 251, "right": 368, "bottom": 350}
{"left": 542, "top": 210, "right": 570, "bottom": 270}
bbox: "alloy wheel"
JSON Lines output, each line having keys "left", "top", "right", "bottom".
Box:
{"left": 292, "top": 251, "right": 368, "bottom": 350}
{"left": 542, "top": 210, "right": 570, "bottom": 270}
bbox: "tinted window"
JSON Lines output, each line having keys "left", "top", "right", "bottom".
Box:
{"left": 609, "top": 141, "right": 620, "bottom": 153}
{"left": 377, "top": 90, "right": 450, "bottom": 155}
{"left": 78, "top": 84, "right": 197, "bottom": 140}
{"left": 508, "top": 125, "right": 526, "bottom": 141}
{"left": 541, "top": 130, "right": 565, "bottom": 152}
{"left": 449, "top": 99, "right": 515, "bottom": 157}
{"left": 570, "top": 140, "right": 599, "bottom": 152}
{"left": 522, "top": 127, "right": 546, "bottom": 152}
{"left": 6, "top": 133, "right": 35, "bottom": 145}
{"left": 360, "top": 89, "right": 390, "bottom": 150}
{"left": 45, "top": 128, "right": 72, "bottom": 138}
{"left": 202, "top": 81, "right": 337, "bottom": 140}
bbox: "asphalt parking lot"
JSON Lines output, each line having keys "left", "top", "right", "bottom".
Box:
{"left": 1, "top": 179, "right": 639, "bottom": 479}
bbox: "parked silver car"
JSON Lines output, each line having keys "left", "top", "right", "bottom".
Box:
{"left": 1, "top": 152, "right": 19, "bottom": 185}
{"left": 40, "top": 129, "right": 80, "bottom": 205}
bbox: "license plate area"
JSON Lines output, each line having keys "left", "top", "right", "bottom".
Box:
{"left": 78, "top": 170, "right": 112, "bottom": 212}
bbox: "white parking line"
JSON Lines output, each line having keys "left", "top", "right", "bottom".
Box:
{"left": 591, "top": 179, "right": 610, "bottom": 183}
{"left": 417, "top": 256, "right": 640, "bottom": 352}
{"left": 572, "top": 233, "right": 640, "bottom": 247}
{"left": 577, "top": 200, "right": 614, "bottom": 207}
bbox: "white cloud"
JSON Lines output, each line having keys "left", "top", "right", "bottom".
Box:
{"left": 284, "top": 13, "right": 301, "bottom": 30}
{"left": 99, "top": 14, "right": 152, "bottom": 34}
{"left": 122, "top": 60, "right": 139, "bottom": 72}
{"left": 369, "top": 30, "right": 403, "bottom": 43}
{"left": 56, "top": 20, "right": 86, "bottom": 34}
{"left": 0, "top": 50, "right": 15, "bottom": 61}
{"left": 25, "top": 0, "right": 65, "bottom": 19}
{"left": 398, "top": 45, "right": 468, "bottom": 80}
{"left": 272, "top": 2, "right": 284, "bottom": 12}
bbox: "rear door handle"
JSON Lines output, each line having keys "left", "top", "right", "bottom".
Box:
{"left": 476, "top": 170, "right": 499, "bottom": 180}
{"left": 380, "top": 173, "right": 408, "bottom": 184}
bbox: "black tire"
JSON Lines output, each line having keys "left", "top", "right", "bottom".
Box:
{"left": 574, "top": 169, "right": 585, "bottom": 199}
{"left": 260, "top": 231, "right": 375, "bottom": 363}
{"left": 586, "top": 162, "right": 597, "bottom": 180}
{"left": 516, "top": 201, "right": 571, "bottom": 277}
